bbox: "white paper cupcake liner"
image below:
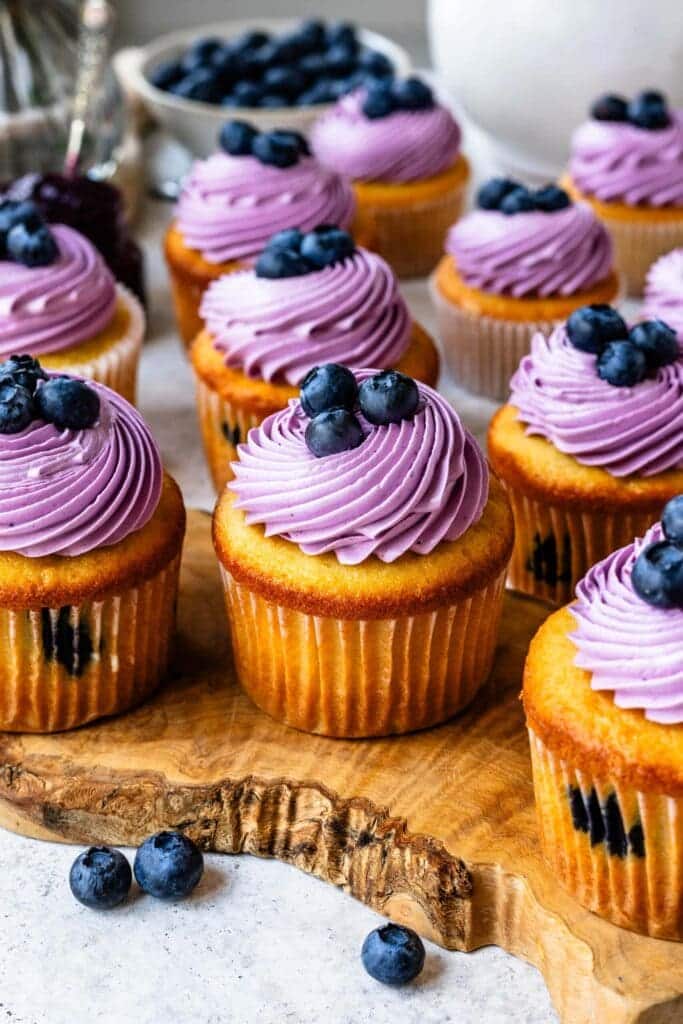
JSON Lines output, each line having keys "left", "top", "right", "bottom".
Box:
{"left": 194, "top": 376, "right": 263, "bottom": 492}
{"left": 601, "top": 215, "right": 683, "bottom": 297}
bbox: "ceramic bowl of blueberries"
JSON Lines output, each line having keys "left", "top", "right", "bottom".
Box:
{"left": 115, "top": 18, "right": 412, "bottom": 157}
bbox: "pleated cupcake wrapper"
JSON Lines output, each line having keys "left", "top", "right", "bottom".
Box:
{"left": 505, "top": 489, "right": 665, "bottom": 606}
{"left": 0, "top": 554, "right": 181, "bottom": 733}
{"left": 195, "top": 375, "right": 263, "bottom": 493}
{"left": 599, "top": 214, "right": 683, "bottom": 298}
{"left": 218, "top": 563, "right": 506, "bottom": 738}
{"left": 47, "top": 285, "right": 144, "bottom": 405}
{"left": 528, "top": 728, "right": 683, "bottom": 940}
{"left": 354, "top": 181, "right": 467, "bottom": 280}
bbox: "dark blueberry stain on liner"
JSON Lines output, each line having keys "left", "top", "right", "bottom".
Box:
{"left": 567, "top": 785, "right": 645, "bottom": 858}
{"left": 41, "top": 606, "right": 93, "bottom": 677}
{"left": 222, "top": 422, "right": 241, "bottom": 447}
{"left": 527, "top": 532, "right": 572, "bottom": 586}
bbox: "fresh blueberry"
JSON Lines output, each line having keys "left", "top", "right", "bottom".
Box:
{"left": 148, "top": 59, "right": 184, "bottom": 92}
{"left": 171, "top": 68, "right": 221, "bottom": 103}
{"left": 632, "top": 540, "right": 683, "bottom": 609}
{"left": 134, "top": 831, "right": 204, "bottom": 900}
{"left": 662, "top": 496, "right": 683, "bottom": 544}
{"left": 297, "top": 80, "right": 336, "bottom": 106}
{"left": 566, "top": 304, "right": 629, "bottom": 354}
{"left": 628, "top": 320, "right": 679, "bottom": 369}
{"left": 392, "top": 76, "right": 434, "bottom": 111}
{"left": 296, "top": 19, "right": 326, "bottom": 53}
{"left": 627, "top": 90, "right": 670, "bottom": 130}
{"left": 232, "top": 30, "right": 271, "bottom": 53}
{"left": 35, "top": 377, "right": 100, "bottom": 430}
{"left": 255, "top": 247, "right": 311, "bottom": 279}
{"left": 7, "top": 223, "right": 59, "bottom": 267}
{"left": 0, "top": 379, "right": 34, "bottom": 434}
{"left": 597, "top": 340, "right": 647, "bottom": 387}
{"left": 267, "top": 228, "right": 304, "bottom": 252}
{"left": 268, "top": 129, "right": 310, "bottom": 155}
{"left": 358, "top": 49, "right": 394, "bottom": 78}
{"left": 299, "top": 53, "right": 329, "bottom": 79}
{"left": 533, "top": 184, "right": 571, "bottom": 212}
{"left": 222, "top": 81, "right": 263, "bottom": 108}
{"left": 305, "top": 408, "right": 365, "bottom": 458}
{"left": 325, "top": 44, "right": 358, "bottom": 78}
{"left": 358, "top": 370, "right": 420, "bottom": 426}
{"left": 5, "top": 199, "right": 42, "bottom": 232}
{"left": 252, "top": 130, "right": 301, "bottom": 167}
{"left": 219, "top": 119, "right": 258, "bottom": 156}
{"left": 0, "top": 354, "right": 47, "bottom": 394}
{"left": 590, "top": 94, "right": 629, "bottom": 122}
{"left": 263, "top": 66, "right": 307, "bottom": 100}
{"left": 361, "top": 923, "right": 426, "bottom": 986}
{"left": 499, "top": 186, "right": 536, "bottom": 215}
{"left": 209, "top": 48, "right": 239, "bottom": 89}
{"left": 326, "top": 22, "right": 358, "bottom": 50}
{"left": 300, "top": 228, "right": 354, "bottom": 269}
{"left": 181, "top": 36, "right": 223, "bottom": 73}
{"left": 362, "top": 83, "right": 396, "bottom": 119}
{"left": 300, "top": 363, "right": 358, "bottom": 417}
{"left": 69, "top": 847, "right": 132, "bottom": 910}
{"left": 476, "top": 177, "right": 520, "bottom": 211}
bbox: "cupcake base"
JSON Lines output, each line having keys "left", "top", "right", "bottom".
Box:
{"left": 352, "top": 155, "right": 470, "bottom": 279}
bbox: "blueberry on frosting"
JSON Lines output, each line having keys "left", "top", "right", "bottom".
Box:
{"left": 219, "top": 119, "right": 258, "bottom": 155}
{"left": 476, "top": 177, "right": 571, "bottom": 215}
{"left": 35, "top": 377, "right": 100, "bottom": 431}
{"left": 361, "top": 76, "right": 434, "bottom": 120}
{"left": 589, "top": 89, "right": 671, "bottom": 131}
{"left": 218, "top": 119, "right": 309, "bottom": 168}
{"left": 632, "top": 538, "right": 683, "bottom": 609}
{"left": 590, "top": 93, "right": 629, "bottom": 122}
{"left": 358, "top": 369, "right": 419, "bottom": 425}
{"left": 597, "top": 340, "right": 647, "bottom": 387}
{"left": 0, "top": 200, "right": 58, "bottom": 267}
{"left": 0, "top": 355, "right": 100, "bottom": 433}
{"left": 255, "top": 224, "right": 356, "bottom": 278}
{"left": 566, "top": 304, "right": 679, "bottom": 386}
{"left": 305, "top": 407, "right": 365, "bottom": 457}
{"left": 476, "top": 178, "right": 519, "bottom": 210}
{"left": 629, "top": 320, "right": 679, "bottom": 369}
{"left": 566, "top": 304, "right": 629, "bottom": 354}
{"left": 300, "top": 363, "right": 358, "bottom": 417}
{"left": 0, "top": 354, "right": 47, "bottom": 394}
{"left": 662, "top": 495, "right": 683, "bottom": 544}
{"left": 0, "top": 379, "right": 34, "bottom": 434}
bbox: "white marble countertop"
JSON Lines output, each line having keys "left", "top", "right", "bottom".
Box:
{"left": 0, "top": 200, "right": 558, "bottom": 1024}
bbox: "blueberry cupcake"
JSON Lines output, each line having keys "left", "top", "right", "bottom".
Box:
{"left": 488, "top": 304, "right": 683, "bottom": 604}
{"left": 524, "top": 499, "right": 683, "bottom": 938}
{"left": 212, "top": 366, "right": 513, "bottom": 737}
{"left": 310, "top": 78, "right": 468, "bottom": 278}
{"left": 564, "top": 90, "right": 683, "bottom": 295}
{"left": 431, "top": 179, "right": 620, "bottom": 401}
{"left": 192, "top": 225, "right": 439, "bottom": 491}
{"left": 165, "top": 121, "right": 355, "bottom": 345}
{"left": 0, "top": 203, "right": 144, "bottom": 403}
{"left": 0, "top": 358, "right": 185, "bottom": 732}
{"left": 642, "top": 248, "right": 683, "bottom": 344}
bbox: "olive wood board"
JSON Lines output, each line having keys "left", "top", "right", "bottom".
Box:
{"left": 0, "top": 510, "right": 681, "bottom": 1024}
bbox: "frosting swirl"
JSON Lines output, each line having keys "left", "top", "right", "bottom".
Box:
{"left": 510, "top": 324, "right": 683, "bottom": 476}
{"left": 200, "top": 248, "right": 412, "bottom": 385}
{"left": 569, "top": 110, "right": 683, "bottom": 206}
{"left": 643, "top": 248, "right": 683, "bottom": 343}
{"left": 446, "top": 204, "right": 613, "bottom": 297}
{"left": 310, "top": 90, "right": 461, "bottom": 183}
{"left": 0, "top": 224, "right": 117, "bottom": 358}
{"left": 571, "top": 524, "right": 683, "bottom": 724}
{"left": 0, "top": 377, "right": 162, "bottom": 557}
{"left": 230, "top": 371, "right": 488, "bottom": 565}
{"left": 175, "top": 153, "right": 355, "bottom": 264}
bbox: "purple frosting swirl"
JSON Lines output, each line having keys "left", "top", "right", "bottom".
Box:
{"left": 446, "top": 204, "right": 613, "bottom": 297}
{"left": 571, "top": 523, "right": 683, "bottom": 724}
{"left": 200, "top": 247, "right": 411, "bottom": 386}
{"left": 569, "top": 110, "right": 683, "bottom": 206}
{"left": 510, "top": 324, "right": 683, "bottom": 476}
{"left": 0, "top": 224, "right": 117, "bottom": 358}
{"left": 643, "top": 248, "right": 683, "bottom": 343}
{"left": 175, "top": 153, "right": 355, "bottom": 264}
{"left": 230, "top": 370, "right": 488, "bottom": 565}
{"left": 310, "top": 90, "right": 461, "bottom": 183}
{"left": 0, "top": 376, "right": 162, "bottom": 557}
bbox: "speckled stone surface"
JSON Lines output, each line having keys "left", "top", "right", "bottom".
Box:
{"left": 0, "top": 202, "right": 558, "bottom": 1024}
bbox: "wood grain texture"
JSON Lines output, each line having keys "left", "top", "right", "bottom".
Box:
{"left": 0, "top": 510, "right": 681, "bottom": 1023}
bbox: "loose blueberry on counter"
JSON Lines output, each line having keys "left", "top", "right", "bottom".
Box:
{"left": 533, "top": 184, "right": 571, "bottom": 212}
{"left": 305, "top": 407, "right": 365, "bottom": 457}
{"left": 566, "top": 304, "right": 629, "bottom": 354}
{"left": 632, "top": 540, "right": 683, "bottom": 609}
{"left": 301, "top": 363, "right": 358, "bottom": 417}
{"left": 69, "top": 847, "right": 132, "bottom": 910}
{"left": 361, "top": 923, "right": 426, "bottom": 986}
{"left": 219, "top": 119, "right": 258, "bottom": 155}
{"left": 0, "top": 354, "right": 47, "bottom": 394}
{"left": 392, "top": 76, "right": 434, "bottom": 111}
{"left": 597, "top": 340, "right": 647, "bottom": 387}
{"left": 134, "top": 831, "right": 204, "bottom": 900}
{"left": 35, "top": 378, "right": 100, "bottom": 431}
{"left": 255, "top": 247, "right": 311, "bottom": 279}
{"left": 358, "top": 370, "right": 420, "bottom": 425}
{"left": 591, "top": 93, "right": 629, "bottom": 122}
{"left": 476, "top": 177, "right": 520, "bottom": 211}
{"left": 628, "top": 319, "right": 679, "bottom": 369}
{"left": 300, "top": 226, "right": 354, "bottom": 268}
{"left": 0, "top": 379, "right": 34, "bottom": 434}
{"left": 627, "top": 90, "right": 670, "bottom": 130}
{"left": 500, "top": 185, "right": 536, "bottom": 215}
{"left": 662, "top": 496, "right": 683, "bottom": 544}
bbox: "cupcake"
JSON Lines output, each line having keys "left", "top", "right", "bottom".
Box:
{"left": 488, "top": 303, "right": 683, "bottom": 604}
{"left": 0, "top": 358, "right": 185, "bottom": 732}
{"left": 0, "top": 204, "right": 144, "bottom": 403}
{"left": 643, "top": 247, "right": 683, "bottom": 343}
{"left": 212, "top": 366, "right": 513, "bottom": 737}
{"left": 564, "top": 90, "right": 683, "bottom": 296}
{"left": 192, "top": 225, "right": 440, "bottom": 491}
{"left": 310, "top": 77, "right": 468, "bottom": 279}
{"left": 165, "top": 121, "right": 355, "bottom": 345}
{"left": 431, "top": 178, "right": 620, "bottom": 401}
{"left": 524, "top": 499, "right": 683, "bottom": 939}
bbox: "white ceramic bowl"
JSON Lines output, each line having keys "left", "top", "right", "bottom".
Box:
{"left": 114, "top": 19, "right": 412, "bottom": 157}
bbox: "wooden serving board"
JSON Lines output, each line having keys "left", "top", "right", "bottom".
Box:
{"left": 0, "top": 511, "right": 681, "bottom": 1023}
